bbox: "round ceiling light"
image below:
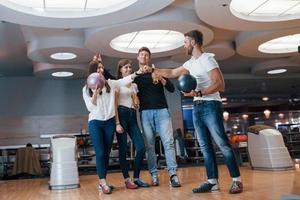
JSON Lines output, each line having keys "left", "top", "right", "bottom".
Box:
{"left": 262, "top": 97, "right": 269, "bottom": 101}
{"left": 51, "top": 71, "right": 74, "bottom": 77}
{"left": 258, "top": 34, "right": 300, "bottom": 54}
{"left": 3, "top": 0, "right": 137, "bottom": 18}
{"left": 267, "top": 69, "right": 287, "bottom": 74}
{"left": 230, "top": 0, "right": 300, "bottom": 22}
{"left": 110, "top": 30, "right": 184, "bottom": 54}
{"left": 50, "top": 52, "right": 77, "bottom": 60}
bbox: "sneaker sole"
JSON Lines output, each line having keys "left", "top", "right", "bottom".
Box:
{"left": 229, "top": 190, "right": 243, "bottom": 194}
{"left": 192, "top": 186, "right": 220, "bottom": 193}
{"left": 137, "top": 185, "right": 150, "bottom": 188}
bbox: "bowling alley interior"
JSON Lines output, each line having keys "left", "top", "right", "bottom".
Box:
{"left": 1, "top": 0, "right": 300, "bottom": 200}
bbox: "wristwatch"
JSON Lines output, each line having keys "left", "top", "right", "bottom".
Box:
{"left": 196, "top": 90, "right": 202, "bottom": 97}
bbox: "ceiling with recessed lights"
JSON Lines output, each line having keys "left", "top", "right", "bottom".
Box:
{"left": 230, "top": 0, "right": 300, "bottom": 22}
{"left": 0, "top": 0, "right": 300, "bottom": 109}
{"left": 5, "top": 0, "right": 138, "bottom": 16}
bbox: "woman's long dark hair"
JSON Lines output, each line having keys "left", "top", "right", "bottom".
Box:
{"left": 87, "top": 60, "right": 111, "bottom": 97}
{"left": 117, "top": 59, "right": 133, "bottom": 79}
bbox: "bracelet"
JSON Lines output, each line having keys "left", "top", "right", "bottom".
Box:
{"left": 116, "top": 122, "right": 120, "bottom": 125}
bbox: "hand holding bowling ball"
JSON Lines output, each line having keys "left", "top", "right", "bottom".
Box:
{"left": 177, "top": 74, "right": 197, "bottom": 93}
{"left": 87, "top": 72, "right": 105, "bottom": 90}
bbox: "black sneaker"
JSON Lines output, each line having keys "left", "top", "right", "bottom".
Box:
{"left": 134, "top": 179, "right": 150, "bottom": 188}
{"left": 192, "top": 182, "right": 219, "bottom": 193}
{"left": 169, "top": 174, "right": 181, "bottom": 187}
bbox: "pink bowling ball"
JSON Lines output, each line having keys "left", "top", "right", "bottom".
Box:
{"left": 87, "top": 72, "right": 105, "bottom": 90}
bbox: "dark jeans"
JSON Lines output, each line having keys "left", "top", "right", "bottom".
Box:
{"left": 193, "top": 100, "right": 240, "bottom": 179}
{"left": 116, "top": 106, "right": 146, "bottom": 179}
{"left": 174, "top": 135, "right": 186, "bottom": 158}
{"left": 88, "top": 118, "right": 115, "bottom": 179}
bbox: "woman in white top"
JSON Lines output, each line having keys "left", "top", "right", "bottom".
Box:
{"left": 82, "top": 55, "right": 140, "bottom": 194}
{"left": 115, "top": 59, "right": 149, "bottom": 189}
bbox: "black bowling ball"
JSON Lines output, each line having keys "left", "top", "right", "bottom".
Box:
{"left": 177, "top": 74, "right": 197, "bottom": 93}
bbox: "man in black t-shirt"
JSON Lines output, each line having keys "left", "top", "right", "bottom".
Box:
{"left": 133, "top": 47, "right": 181, "bottom": 188}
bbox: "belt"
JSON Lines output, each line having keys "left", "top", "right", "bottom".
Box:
{"left": 193, "top": 100, "right": 205, "bottom": 105}
{"left": 118, "top": 105, "right": 136, "bottom": 112}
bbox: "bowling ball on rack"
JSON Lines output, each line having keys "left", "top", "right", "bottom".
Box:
{"left": 237, "top": 134, "right": 248, "bottom": 142}
{"left": 77, "top": 138, "right": 84, "bottom": 146}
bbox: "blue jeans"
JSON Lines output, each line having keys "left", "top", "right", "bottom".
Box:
{"left": 193, "top": 100, "right": 240, "bottom": 179}
{"left": 141, "top": 108, "right": 177, "bottom": 176}
{"left": 88, "top": 118, "right": 115, "bottom": 179}
{"left": 116, "top": 106, "right": 146, "bottom": 179}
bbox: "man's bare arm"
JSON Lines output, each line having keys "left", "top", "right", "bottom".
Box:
{"left": 154, "top": 66, "right": 189, "bottom": 79}
{"left": 201, "top": 68, "right": 225, "bottom": 95}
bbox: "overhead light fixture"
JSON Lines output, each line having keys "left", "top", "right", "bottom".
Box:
{"left": 4, "top": 0, "right": 137, "bottom": 17}
{"left": 258, "top": 34, "right": 300, "bottom": 54}
{"left": 230, "top": 0, "right": 300, "bottom": 22}
{"left": 242, "top": 114, "right": 248, "bottom": 121}
{"left": 50, "top": 52, "right": 77, "bottom": 60}
{"left": 278, "top": 113, "right": 284, "bottom": 119}
{"left": 33, "top": 7, "right": 44, "bottom": 12}
{"left": 223, "top": 111, "right": 229, "bottom": 121}
{"left": 51, "top": 71, "right": 74, "bottom": 77}
{"left": 110, "top": 30, "right": 184, "bottom": 53}
{"left": 264, "top": 109, "right": 271, "bottom": 119}
{"left": 262, "top": 97, "right": 269, "bottom": 101}
{"left": 267, "top": 69, "right": 287, "bottom": 75}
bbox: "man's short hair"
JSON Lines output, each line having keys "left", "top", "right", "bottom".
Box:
{"left": 138, "top": 47, "right": 151, "bottom": 56}
{"left": 184, "top": 30, "right": 203, "bottom": 46}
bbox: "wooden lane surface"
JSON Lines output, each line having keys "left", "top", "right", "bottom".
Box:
{"left": 1, "top": 165, "right": 299, "bottom": 200}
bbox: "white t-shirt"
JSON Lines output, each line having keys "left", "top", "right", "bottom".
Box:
{"left": 117, "top": 83, "right": 138, "bottom": 108}
{"left": 183, "top": 53, "right": 221, "bottom": 101}
{"left": 82, "top": 75, "right": 133, "bottom": 121}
